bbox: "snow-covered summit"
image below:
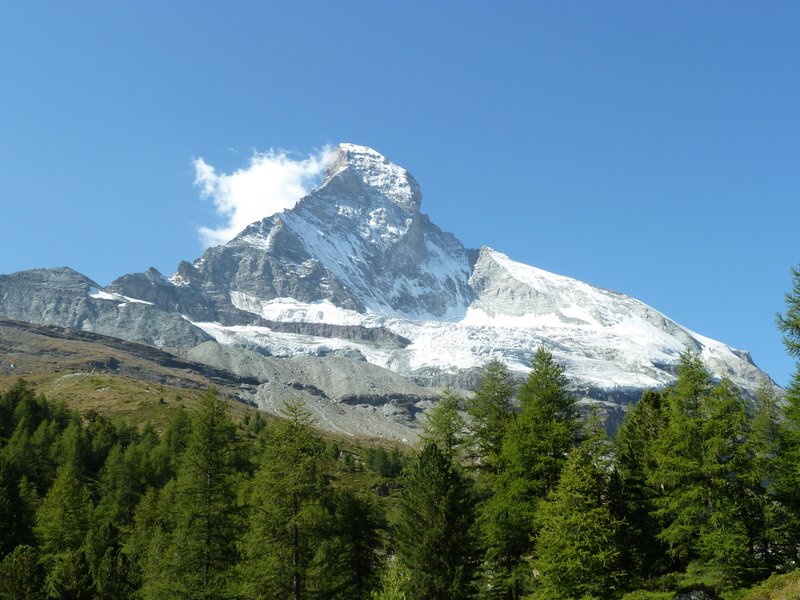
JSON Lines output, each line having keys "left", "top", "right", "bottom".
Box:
{"left": 321, "top": 143, "right": 421, "bottom": 213}
{"left": 98, "top": 143, "right": 777, "bottom": 433}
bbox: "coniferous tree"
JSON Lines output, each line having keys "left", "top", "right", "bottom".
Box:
{"left": 695, "top": 379, "right": 754, "bottom": 584}
{"left": 394, "top": 443, "right": 479, "bottom": 600}
{"left": 421, "top": 387, "right": 466, "bottom": 461}
{"left": 465, "top": 358, "right": 515, "bottom": 473}
{"left": 34, "top": 460, "right": 94, "bottom": 599}
{"left": 0, "top": 453, "right": 36, "bottom": 556}
{"left": 0, "top": 544, "right": 44, "bottom": 599}
{"left": 84, "top": 522, "right": 135, "bottom": 600}
{"left": 777, "top": 264, "right": 800, "bottom": 357}
{"left": 745, "top": 379, "right": 790, "bottom": 572}
{"left": 320, "top": 488, "right": 386, "bottom": 600}
{"left": 531, "top": 416, "right": 624, "bottom": 599}
{"left": 614, "top": 389, "right": 668, "bottom": 579}
{"left": 477, "top": 347, "right": 580, "bottom": 599}
{"left": 0, "top": 379, "right": 36, "bottom": 442}
{"left": 649, "top": 351, "right": 710, "bottom": 568}
{"left": 35, "top": 461, "right": 92, "bottom": 557}
{"left": 774, "top": 264, "right": 800, "bottom": 565}
{"left": 650, "top": 353, "right": 756, "bottom": 585}
{"left": 95, "top": 443, "right": 142, "bottom": 528}
{"left": 240, "top": 399, "right": 329, "bottom": 600}
{"left": 774, "top": 369, "right": 800, "bottom": 567}
{"left": 142, "top": 387, "right": 241, "bottom": 599}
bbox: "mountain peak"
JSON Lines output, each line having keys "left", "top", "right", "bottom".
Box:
{"left": 321, "top": 143, "right": 421, "bottom": 213}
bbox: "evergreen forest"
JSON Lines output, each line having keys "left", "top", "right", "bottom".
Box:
{"left": 2, "top": 265, "right": 800, "bottom": 599}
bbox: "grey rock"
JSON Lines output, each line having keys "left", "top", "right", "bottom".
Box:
{"left": 0, "top": 267, "right": 211, "bottom": 351}
{"left": 0, "top": 144, "right": 781, "bottom": 438}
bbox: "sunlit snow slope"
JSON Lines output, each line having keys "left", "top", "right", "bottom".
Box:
{"left": 161, "top": 143, "right": 770, "bottom": 408}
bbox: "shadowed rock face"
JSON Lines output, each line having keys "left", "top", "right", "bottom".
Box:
{"left": 0, "top": 144, "right": 780, "bottom": 438}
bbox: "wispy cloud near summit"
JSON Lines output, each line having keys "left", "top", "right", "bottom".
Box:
{"left": 194, "top": 146, "right": 336, "bottom": 247}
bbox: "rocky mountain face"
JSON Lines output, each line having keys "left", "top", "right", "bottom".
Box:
{"left": 0, "top": 268, "right": 211, "bottom": 349}
{"left": 0, "top": 144, "right": 777, "bottom": 439}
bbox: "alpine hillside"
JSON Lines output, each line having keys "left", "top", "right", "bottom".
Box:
{"left": 0, "top": 144, "right": 776, "bottom": 439}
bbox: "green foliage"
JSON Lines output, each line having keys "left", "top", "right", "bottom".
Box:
{"left": 4, "top": 299, "right": 800, "bottom": 600}
{"left": 773, "top": 368, "right": 800, "bottom": 567}
{"left": 394, "top": 443, "right": 480, "bottom": 600}
{"left": 421, "top": 386, "right": 467, "bottom": 460}
{"left": 531, "top": 416, "right": 625, "bottom": 599}
{"left": 239, "top": 399, "right": 330, "bottom": 599}
{"left": 620, "top": 592, "right": 674, "bottom": 600}
{"left": 465, "top": 358, "right": 515, "bottom": 472}
{"left": 477, "top": 347, "right": 580, "bottom": 598}
{"left": 321, "top": 488, "right": 386, "bottom": 599}
{"left": 0, "top": 544, "right": 45, "bottom": 600}
{"left": 724, "top": 569, "right": 800, "bottom": 599}
{"left": 614, "top": 389, "right": 668, "bottom": 579}
{"left": 649, "top": 352, "right": 713, "bottom": 565}
{"left": 83, "top": 523, "right": 135, "bottom": 600}
{"left": 777, "top": 265, "right": 800, "bottom": 357}
{"left": 43, "top": 549, "right": 94, "bottom": 600}
{"left": 505, "top": 347, "right": 581, "bottom": 495}
{"left": 144, "top": 387, "right": 242, "bottom": 599}
{"left": 0, "top": 453, "right": 36, "bottom": 555}
{"left": 650, "top": 353, "right": 760, "bottom": 586}
{"left": 371, "top": 558, "right": 412, "bottom": 600}
{"left": 34, "top": 461, "right": 92, "bottom": 556}
{"left": 363, "top": 446, "right": 404, "bottom": 477}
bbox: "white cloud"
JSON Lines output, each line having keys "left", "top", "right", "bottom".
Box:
{"left": 194, "top": 146, "right": 336, "bottom": 247}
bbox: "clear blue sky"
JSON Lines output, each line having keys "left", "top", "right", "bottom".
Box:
{"left": 1, "top": 2, "right": 798, "bottom": 386}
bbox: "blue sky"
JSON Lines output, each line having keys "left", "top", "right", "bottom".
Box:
{"left": 1, "top": 2, "right": 798, "bottom": 386}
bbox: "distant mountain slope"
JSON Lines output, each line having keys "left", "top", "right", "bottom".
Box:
{"left": 0, "top": 144, "right": 778, "bottom": 435}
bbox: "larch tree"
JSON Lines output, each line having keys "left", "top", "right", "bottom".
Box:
{"left": 421, "top": 386, "right": 467, "bottom": 461}
{"left": 240, "top": 399, "right": 330, "bottom": 600}
{"left": 465, "top": 358, "right": 515, "bottom": 473}
{"left": 394, "top": 443, "right": 480, "bottom": 600}
{"left": 143, "top": 387, "right": 241, "bottom": 599}
{"left": 531, "top": 415, "right": 624, "bottom": 599}
{"left": 477, "top": 347, "right": 580, "bottom": 599}
{"left": 613, "top": 389, "right": 668, "bottom": 579}
{"left": 775, "top": 264, "right": 800, "bottom": 566}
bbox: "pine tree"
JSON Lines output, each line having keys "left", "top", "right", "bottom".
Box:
{"left": 745, "top": 379, "right": 791, "bottom": 573}
{"left": 649, "top": 351, "right": 709, "bottom": 567}
{"left": 421, "top": 387, "right": 466, "bottom": 461}
{"left": 506, "top": 347, "right": 581, "bottom": 496}
{"left": 650, "top": 353, "right": 756, "bottom": 584}
{"left": 394, "top": 443, "right": 479, "bottom": 600}
{"left": 35, "top": 461, "right": 92, "bottom": 556}
{"left": 531, "top": 416, "right": 624, "bottom": 599}
{"left": 0, "top": 453, "right": 36, "bottom": 555}
{"left": 143, "top": 387, "right": 241, "bottom": 599}
{"left": 320, "top": 488, "right": 386, "bottom": 599}
{"left": 614, "top": 389, "right": 668, "bottom": 579}
{"left": 34, "top": 460, "right": 95, "bottom": 599}
{"left": 777, "top": 264, "right": 800, "bottom": 358}
{"left": 774, "top": 369, "right": 800, "bottom": 567}
{"left": 774, "top": 265, "right": 800, "bottom": 567}
{"left": 176, "top": 388, "right": 241, "bottom": 597}
{"left": 465, "top": 358, "right": 515, "bottom": 472}
{"left": 240, "top": 399, "right": 329, "bottom": 599}
{"left": 0, "top": 379, "right": 36, "bottom": 442}
{"left": 695, "top": 379, "right": 754, "bottom": 584}
{"left": 0, "top": 544, "right": 44, "bottom": 599}
{"left": 477, "top": 347, "right": 580, "bottom": 599}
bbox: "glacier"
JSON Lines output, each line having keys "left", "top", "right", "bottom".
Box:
{"left": 0, "top": 143, "right": 777, "bottom": 439}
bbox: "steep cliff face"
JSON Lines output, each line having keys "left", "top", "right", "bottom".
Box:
{"left": 0, "top": 143, "right": 778, "bottom": 438}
